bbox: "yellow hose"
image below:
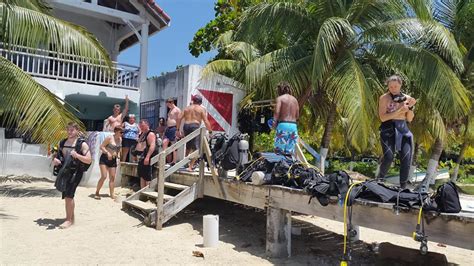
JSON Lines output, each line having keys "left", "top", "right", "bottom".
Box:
{"left": 343, "top": 182, "right": 360, "bottom": 256}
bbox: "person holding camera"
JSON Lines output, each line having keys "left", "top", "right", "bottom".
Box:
{"left": 377, "top": 75, "right": 417, "bottom": 189}
{"left": 95, "top": 126, "right": 123, "bottom": 200}
{"left": 52, "top": 122, "right": 91, "bottom": 229}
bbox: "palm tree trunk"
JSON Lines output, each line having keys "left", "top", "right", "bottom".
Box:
{"left": 451, "top": 141, "right": 468, "bottom": 182}
{"left": 297, "top": 86, "right": 312, "bottom": 109}
{"left": 422, "top": 138, "right": 444, "bottom": 191}
{"left": 319, "top": 102, "right": 337, "bottom": 174}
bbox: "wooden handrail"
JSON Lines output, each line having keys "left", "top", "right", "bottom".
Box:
{"left": 154, "top": 126, "right": 218, "bottom": 229}
{"left": 150, "top": 127, "right": 202, "bottom": 165}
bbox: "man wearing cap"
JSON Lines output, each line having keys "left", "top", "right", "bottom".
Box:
{"left": 177, "top": 95, "right": 212, "bottom": 171}
{"left": 162, "top": 98, "right": 181, "bottom": 165}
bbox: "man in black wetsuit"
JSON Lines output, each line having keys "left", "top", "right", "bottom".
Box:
{"left": 52, "top": 122, "right": 91, "bottom": 229}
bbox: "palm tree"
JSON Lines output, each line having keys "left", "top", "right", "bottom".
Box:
{"left": 230, "top": 0, "right": 470, "bottom": 174}
{"left": 0, "top": 0, "right": 111, "bottom": 144}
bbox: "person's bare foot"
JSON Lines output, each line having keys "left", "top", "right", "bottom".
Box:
{"left": 110, "top": 194, "right": 116, "bottom": 200}
{"left": 59, "top": 220, "right": 73, "bottom": 229}
{"left": 94, "top": 194, "right": 101, "bottom": 200}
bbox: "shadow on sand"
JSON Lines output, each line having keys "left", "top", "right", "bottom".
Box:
{"left": 34, "top": 218, "right": 65, "bottom": 230}
{"left": 160, "top": 197, "right": 448, "bottom": 266}
{"left": 0, "top": 184, "right": 60, "bottom": 198}
{"left": 0, "top": 208, "right": 18, "bottom": 220}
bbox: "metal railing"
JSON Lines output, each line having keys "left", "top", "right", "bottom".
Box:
{"left": 0, "top": 44, "right": 140, "bottom": 90}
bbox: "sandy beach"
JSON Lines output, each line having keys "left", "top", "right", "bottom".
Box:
{"left": 1, "top": 176, "right": 473, "bottom": 265}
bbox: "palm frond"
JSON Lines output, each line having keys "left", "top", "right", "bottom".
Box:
{"left": 202, "top": 59, "right": 244, "bottom": 82}
{"left": 405, "top": 0, "right": 433, "bottom": 21}
{"left": 213, "top": 30, "right": 235, "bottom": 49}
{"left": 0, "top": 0, "right": 50, "bottom": 13}
{"left": 237, "top": 2, "right": 314, "bottom": 43}
{"left": 372, "top": 42, "right": 471, "bottom": 120}
{"left": 244, "top": 44, "right": 309, "bottom": 88}
{"left": 325, "top": 51, "right": 379, "bottom": 151}
{"left": 363, "top": 18, "right": 464, "bottom": 73}
{"left": 224, "top": 41, "right": 261, "bottom": 65}
{"left": 312, "top": 17, "right": 355, "bottom": 89}
{"left": 347, "top": 0, "right": 405, "bottom": 29}
{"left": 0, "top": 4, "right": 111, "bottom": 67}
{"left": 0, "top": 56, "right": 83, "bottom": 144}
{"left": 433, "top": 0, "right": 458, "bottom": 30}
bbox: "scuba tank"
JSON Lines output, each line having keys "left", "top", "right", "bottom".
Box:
{"left": 238, "top": 135, "right": 249, "bottom": 167}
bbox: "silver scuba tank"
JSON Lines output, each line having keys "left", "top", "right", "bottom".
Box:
{"left": 238, "top": 135, "right": 249, "bottom": 167}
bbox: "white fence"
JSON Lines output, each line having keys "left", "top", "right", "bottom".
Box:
{"left": 0, "top": 44, "right": 139, "bottom": 90}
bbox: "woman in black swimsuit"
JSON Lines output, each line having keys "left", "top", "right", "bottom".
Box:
{"left": 95, "top": 126, "right": 122, "bottom": 199}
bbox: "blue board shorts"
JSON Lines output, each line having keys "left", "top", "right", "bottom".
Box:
{"left": 274, "top": 121, "right": 298, "bottom": 155}
{"left": 164, "top": 126, "right": 177, "bottom": 142}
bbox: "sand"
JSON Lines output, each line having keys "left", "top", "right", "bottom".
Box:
{"left": 1, "top": 177, "right": 473, "bottom": 265}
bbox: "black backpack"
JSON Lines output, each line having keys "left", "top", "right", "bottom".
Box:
{"left": 433, "top": 181, "right": 462, "bottom": 213}
{"left": 57, "top": 137, "right": 91, "bottom": 173}
{"left": 220, "top": 134, "right": 243, "bottom": 171}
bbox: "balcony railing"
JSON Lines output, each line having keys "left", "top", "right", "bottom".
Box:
{"left": 0, "top": 44, "right": 140, "bottom": 90}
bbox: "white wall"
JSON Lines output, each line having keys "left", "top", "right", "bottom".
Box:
{"left": 52, "top": 10, "right": 117, "bottom": 56}
{"left": 0, "top": 128, "right": 121, "bottom": 188}
{"left": 141, "top": 65, "right": 246, "bottom": 136}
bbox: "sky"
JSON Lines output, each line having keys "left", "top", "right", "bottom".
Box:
{"left": 118, "top": 0, "right": 217, "bottom": 77}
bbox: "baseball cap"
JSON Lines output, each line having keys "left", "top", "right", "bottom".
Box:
{"left": 191, "top": 94, "right": 203, "bottom": 104}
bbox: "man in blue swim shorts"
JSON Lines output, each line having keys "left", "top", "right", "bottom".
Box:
{"left": 272, "top": 82, "right": 299, "bottom": 155}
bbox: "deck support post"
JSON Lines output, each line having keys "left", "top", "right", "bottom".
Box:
{"left": 266, "top": 207, "right": 291, "bottom": 258}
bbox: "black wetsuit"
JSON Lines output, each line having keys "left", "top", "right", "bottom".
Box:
{"left": 377, "top": 120, "right": 413, "bottom": 188}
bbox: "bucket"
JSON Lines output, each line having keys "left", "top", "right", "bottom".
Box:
{"left": 203, "top": 215, "right": 219, "bottom": 247}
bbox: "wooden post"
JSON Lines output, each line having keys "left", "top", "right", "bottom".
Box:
{"left": 198, "top": 128, "right": 205, "bottom": 198}
{"left": 156, "top": 153, "right": 166, "bottom": 230}
{"left": 266, "top": 207, "right": 291, "bottom": 258}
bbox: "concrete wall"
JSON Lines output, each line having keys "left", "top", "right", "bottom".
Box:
{"left": 0, "top": 128, "right": 121, "bottom": 188}
{"left": 141, "top": 65, "right": 246, "bottom": 136}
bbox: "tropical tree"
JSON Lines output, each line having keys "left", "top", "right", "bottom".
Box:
{"left": 0, "top": 0, "right": 111, "bottom": 143}
{"left": 223, "top": 0, "right": 471, "bottom": 175}
{"left": 432, "top": 0, "right": 474, "bottom": 181}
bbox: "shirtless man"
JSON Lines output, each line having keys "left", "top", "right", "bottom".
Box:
{"left": 177, "top": 95, "right": 212, "bottom": 171}
{"left": 272, "top": 82, "right": 299, "bottom": 155}
{"left": 162, "top": 98, "right": 181, "bottom": 165}
{"left": 377, "top": 75, "right": 416, "bottom": 189}
{"left": 103, "top": 95, "right": 129, "bottom": 132}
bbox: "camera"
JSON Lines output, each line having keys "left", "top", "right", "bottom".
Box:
{"left": 392, "top": 93, "right": 407, "bottom": 103}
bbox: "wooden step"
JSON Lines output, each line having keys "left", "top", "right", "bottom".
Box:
{"left": 124, "top": 200, "right": 156, "bottom": 213}
{"left": 164, "top": 182, "right": 189, "bottom": 191}
{"left": 141, "top": 191, "right": 174, "bottom": 201}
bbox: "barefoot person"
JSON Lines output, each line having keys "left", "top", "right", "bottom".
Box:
{"left": 95, "top": 126, "right": 122, "bottom": 200}
{"left": 121, "top": 114, "right": 139, "bottom": 162}
{"left": 272, "top": 82, "right": 299, "bottom": 155}
{"left": 177, "top": 95, "right": 212, "bottom": 171}
{"left": 52, "top": 122, "right": 91, "bottom": 229}
{"left": 377, "top": 75, "right": 416, "bottom": 189}
{"left": 136, "top": 120, "right": 157, "bottom": 188}
{"left": 103, "top": 95, "right": 129, "bottom": 132}
{"left": 163, "top": 98, "right": 181, "bottom": 165}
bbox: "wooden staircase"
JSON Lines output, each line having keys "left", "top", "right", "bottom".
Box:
{"left": 122, "top": 127, "right": 218, "bottom": 229}
{"left": 122, "top": 173, "right": 198, "bottom": 227}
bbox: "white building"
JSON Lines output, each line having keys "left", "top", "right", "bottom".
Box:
{"left": 1, "top": 0, "right": 171, "bottom": 130}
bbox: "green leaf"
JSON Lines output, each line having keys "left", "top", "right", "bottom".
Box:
{"left": 0, "top": 56, "right": 84, "bottom": 144}
{"left": 0, "top": 4, "right": 111, "bottom": 68}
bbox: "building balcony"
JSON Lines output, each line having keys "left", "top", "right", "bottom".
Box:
{"left": 0, "top": 44, "right": 140, "bottom": 90}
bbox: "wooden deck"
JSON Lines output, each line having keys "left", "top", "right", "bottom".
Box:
{"left": 169, "top": 170, "right": 474, "bottom": 247}
{"left": 121, "top": 163, "right": 474, "bottom": 257}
